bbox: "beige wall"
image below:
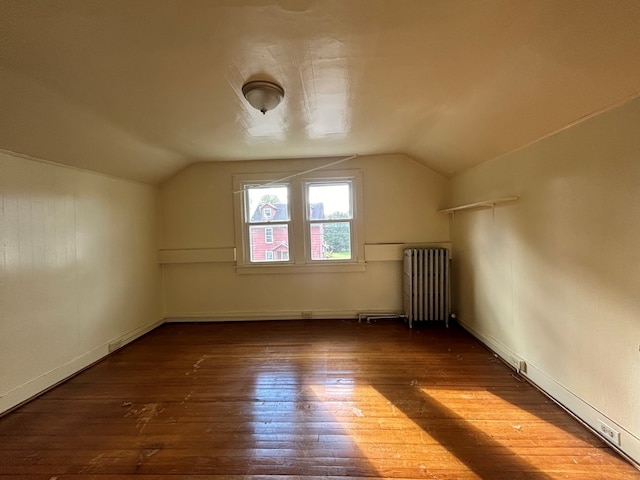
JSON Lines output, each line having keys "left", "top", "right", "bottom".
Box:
{"left": 449, "top": 98, "right": 640, "bottom": 460}
{"left": 0, "top": 152, "right": 162, "bottom": 413}
{"left": 159, "top": 154, "right": 449, "bottom": 319}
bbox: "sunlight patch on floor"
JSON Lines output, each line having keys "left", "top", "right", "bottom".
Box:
{"left": 309, "top": 383, "right": 474, "bottom": 476}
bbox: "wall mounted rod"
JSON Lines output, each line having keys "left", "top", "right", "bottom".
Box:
{"left": 233, "top": 154, "right": 358, "bottom": 194}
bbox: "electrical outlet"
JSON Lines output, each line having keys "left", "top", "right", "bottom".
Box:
{"left": 517, "top": 360, "right": 527, "bottom": 374}
{"left": 510, "top": 356, "right": 527, "bottom": 374}
{"left": 301, "top": 311, "right": 313, "bottom": 319}
{"left": 598, "top": 420, "right": 621, "bottom": 446}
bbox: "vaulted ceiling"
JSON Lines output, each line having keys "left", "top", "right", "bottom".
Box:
{"left": 1, "top": 0, "right": 639, "bottom": 184}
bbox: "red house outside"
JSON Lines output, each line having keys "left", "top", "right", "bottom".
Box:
{"left": 249, "top": 202, "right": 324, "bottom": 262}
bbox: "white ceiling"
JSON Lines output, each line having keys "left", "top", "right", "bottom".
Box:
{"left": 1, "top": 0, "right": 639, "bottom": 184}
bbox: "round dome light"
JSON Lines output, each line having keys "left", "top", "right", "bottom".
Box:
{"left": 241, "top": 80, "right": 285, "bottom": 114}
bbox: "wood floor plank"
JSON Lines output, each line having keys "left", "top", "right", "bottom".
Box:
{"left": 0, "top": 319, "right": 638, "bottom": 479}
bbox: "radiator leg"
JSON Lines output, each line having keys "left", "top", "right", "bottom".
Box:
{"left": 447, "top": 313, "right": 456, "bottom": 328}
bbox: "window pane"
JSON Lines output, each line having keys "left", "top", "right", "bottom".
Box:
{"left": 246, "top": 185, "right": 289, "bottom": 223}
{"left": 310, "top": 222, "right": 351, "bottom": 260}
{"left": 307, "top": 183, "right": 352, "bottom": 220}
{"left": 249, "top": 225, "right": 289, "bottom": 262}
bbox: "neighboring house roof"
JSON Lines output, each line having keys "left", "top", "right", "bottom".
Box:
{"left": 269, "top": 242, "right": 289, "bottom": 252}
{"left": 250, "top": 203, "right": 324, "bottom": 222}
{"left": 250, "top": 203, "right": 286, "bottom": 222}
{"left": 309, "top": 203, "right": 325, "bottom": 220}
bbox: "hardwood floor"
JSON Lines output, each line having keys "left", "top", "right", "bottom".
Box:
{"left": 1, "top": 319, "right": 638, "bottom": 479}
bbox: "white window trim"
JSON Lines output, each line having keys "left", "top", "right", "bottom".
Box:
{"left": 233, "top": 169, "right": 365, "bottom": 274}
{"left": 304, "top": 180, "right": 355, "bottom": 263}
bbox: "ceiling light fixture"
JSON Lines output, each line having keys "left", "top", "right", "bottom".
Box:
{"left": 242, "top": 80, "right": 284, "bottom": 114}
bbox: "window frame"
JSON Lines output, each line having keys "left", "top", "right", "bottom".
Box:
{"left": 304, "top": 180, "right": 354, "bottom": 262}
{"left": 233, "top": 169, "right": 365, "bottom": 273}
{"left": 243, "top": 181, "right": 292, "bottom": 265}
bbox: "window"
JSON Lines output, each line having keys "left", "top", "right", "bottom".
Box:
{"left": 245, "top": 184, "right": 289, "bottom": 263}
{"left": 306, "top": 182, "right": 353, "bottom": 261}
{"left": 233, "top": 169, "right": 364, "bottom": 272}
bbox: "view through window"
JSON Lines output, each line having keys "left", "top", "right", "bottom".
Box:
{"left": 306, "top": 182, "right": 352, "bottom": 261}
{"left": 246, "top": 185, "right": 290, "bottom": 263}
{"left": 243, "top": 180, "right": 354, "bottom": 263}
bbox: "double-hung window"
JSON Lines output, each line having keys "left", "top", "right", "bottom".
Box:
{"left": 305, "top": 181, "right": 353, "bottom": 261}
{"left": 233, "top": 169, "right": 364, "bottom": 272}
{"left": 244, "top": 184, "right": 290, "bottom": 263}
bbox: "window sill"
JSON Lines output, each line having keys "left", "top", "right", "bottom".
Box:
{"left": 235, "top": 262, "right": 366, "bottom": 275}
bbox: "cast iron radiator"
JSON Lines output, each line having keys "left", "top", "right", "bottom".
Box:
{"left": 403, "top": 248, "right": 451, "bottom": 328}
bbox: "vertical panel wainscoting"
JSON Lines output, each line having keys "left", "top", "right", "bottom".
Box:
{"left": 0, "top": 151, "right": 162, "bottom": 415}
{"left": 0, "top": 320, "right": 638, "bottom": 479}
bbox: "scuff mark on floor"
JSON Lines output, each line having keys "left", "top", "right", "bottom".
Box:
{"left": 79, "top": 453, "right": 106, "bottom": 474}
{"left": 180, "top": 391, "right": 193, "bottom": 406}
{"left": 192, "top": 354, "right": 209, "bottom": 372}
{"left": 125, "top": 403, "right": 165, "bottom": 433}
{"left": 136, "top": 442, "right": 163, "bottom": 469}
{"left": 143, "top": 447, "right": 160, "bottom": 458}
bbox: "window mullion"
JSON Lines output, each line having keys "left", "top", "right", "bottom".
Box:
{"left": 290, "top": 179, "right": 306, "bottom": 264}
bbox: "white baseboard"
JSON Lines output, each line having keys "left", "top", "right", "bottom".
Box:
{"left": 163, "top": 309, "right": 392, "bottom": 322}
{"left": 456, "top": 316, "right": 640, "bottom": 466}
{"left": 0, "top": 319, "right": 164, "bottom": 416}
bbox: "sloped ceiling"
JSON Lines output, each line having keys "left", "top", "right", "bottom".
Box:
{"left": 1, "top": 0, "right": 639, "bottom": 184}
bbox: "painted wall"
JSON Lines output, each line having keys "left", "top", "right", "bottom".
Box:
{"left": 0, "top": 152, "right": 162, "bottom": 413}
{"left": 159, "top": 154, "right": 449, "bottom": 319}
{"left": 449, "top": 98, "right": 640, "bottom": 460}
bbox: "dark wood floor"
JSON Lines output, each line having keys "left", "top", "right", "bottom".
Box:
{"left": 1, "top": 319, "right": 638, "bottom": 479}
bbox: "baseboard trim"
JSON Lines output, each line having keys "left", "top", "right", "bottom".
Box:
{"left": 0, "top": 318, "right": 164, "bottom": 416}
{"left": 164, "top": 309, "right": 374, "bottom": 322}
{"left": 456, "top": 316, "right": 640, "bottom": 467}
